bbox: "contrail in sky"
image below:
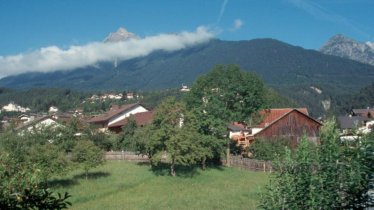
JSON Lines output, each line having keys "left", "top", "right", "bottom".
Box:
{"left": 217, "top": 0, "right": 229, "bottom": 24}
{"left": 288, "top": 0, "right": 370, "bottom": 38}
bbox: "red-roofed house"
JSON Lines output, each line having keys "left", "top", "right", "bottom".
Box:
{"left": 108, "top": 111, "right": 155, "bottom": 133}
{"left": 230, "top": 108, "right": 321, "bottom": 148}
{"left": 87, "top": 103, "right": 148, "bottom": 131}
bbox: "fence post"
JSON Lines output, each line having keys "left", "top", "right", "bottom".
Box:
{"left": 263, "top": 162, "right": 266, "bottom": 172}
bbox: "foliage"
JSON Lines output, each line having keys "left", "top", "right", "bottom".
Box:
{"left": 147, "top": 97, "right": 205, "bottom": 176}
{"left": 347, "top": 83, "right": 374, "bottom": 112}
{"left": 52, "top": 120, "right": 80, "bottom": 152}
{"left": 186, "top": 64, "right": 266, "bottom": 165}
{"left": 263, "top": 87, "right": 299, "bottom": 110}
{"left": 133, "top": 124, "right": 160, "bottom": 162}
{"left": 86, "top": 129, "right": 112, "bottom": 151}
{"left": 249, "top": 138, "right": 292, "bottom": 161}
{"left": 186, "top": 64, "right": 265, "bottom": 124}
{"left": 113, "top": 116, "right": 138, "bottom": 151}
{"left": 82, "top": 98, "right": 123, "bottom": 115}
{"left": 1, "top": 128, "right": 70, "bottom": 182}
{"left": 261, "top": 119, "right": 374, "bottom": 209}
{"left": 139, "top": 88, "right": 184, "bottom": 110}
{"left": 0, "top": 145, "right": 71, "bottom": 209}
{"left": 28, "top": 143, "right": 70, "bottom": 183}
{"left": 71, "top": 140, "right": 105, "bottom": 179}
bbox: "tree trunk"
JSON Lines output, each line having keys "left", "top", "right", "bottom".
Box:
{"left": 201, "top": 157, "right": 206, "bottom": 170}
{"left": 170, "top": 158, "right": 176, "bottom": 177}
{"left": 85, "top": 170, "right": 88, "bottom": 180}
{"left": 226, "top": 140, "right": 231, "bottom": 166}
{"left": 148, "top": 153, "right": 153, "bottom": 168}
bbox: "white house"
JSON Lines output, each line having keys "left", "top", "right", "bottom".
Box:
{"left": 49, "top": 106, "right": 59, "bottom": 113}
{"left": 2, "top": 102, "right": 30, "bottom": 113}
{"left": 180, "top": 84, "right": 190, "bottom": 92}
{"left": 87, "top": 103, "right": 148, "bottom": 130}
{"left": 16, "top": 116, "right": 64, "bottom": 136}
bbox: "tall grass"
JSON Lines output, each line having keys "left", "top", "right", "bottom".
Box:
{"left": 52, "top": 161, "right": 269, "bottom": 210}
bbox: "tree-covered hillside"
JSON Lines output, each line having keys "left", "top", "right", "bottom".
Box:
{"left": 1, "top": 39, "right": 373, "bottom": 91}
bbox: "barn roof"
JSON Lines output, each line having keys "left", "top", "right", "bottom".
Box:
{"left": 253, "top": 108, "right": 321, "bottom": 136}
{"left": 256, "top": 108, "right": 309, "bottom": 128}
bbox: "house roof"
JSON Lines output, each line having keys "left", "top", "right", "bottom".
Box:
{"left": 256, "top": 108, "right": 309, "bottom": 128}
{"left": 352, "top": 108, "right": 374, "bottom": 117}
{"left": 87, "top": 103, "right": 141, "bottom": 123}
{"left": 228, "top": 122, "right": 251, "bottom": 132}
{"left": 108, "top": 111, "right": 154, "bottom": 128}
{"left": 16, "top": 116, "right": 58, "bottom": 131}
{"left": 352, "top": 108, "right": 374, "bottom": 113}
{"left": 337, "top": 116, "right": 367, "bottom": 130}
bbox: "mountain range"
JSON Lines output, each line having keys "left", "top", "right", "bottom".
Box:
{"left": 1, "top": 29, "right": 374, "bottom": 116}
{"left": 1, "top": 36, "right": 373, "bottom": 91}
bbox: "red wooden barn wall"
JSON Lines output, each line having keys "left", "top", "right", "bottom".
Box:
{"left": 255, "top": 111, "right": 321, "bottom": 147}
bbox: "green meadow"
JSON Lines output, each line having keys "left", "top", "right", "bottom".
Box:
{"left": 51, "top": 161, "right": 269, "bottom": 210}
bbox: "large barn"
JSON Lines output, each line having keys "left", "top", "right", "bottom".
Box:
{"left": 230, "top": 108, "right": 322, "bottom": 148}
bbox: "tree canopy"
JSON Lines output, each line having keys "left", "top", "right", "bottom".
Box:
{"left": 185, "top": 65, "right": 266, "bottom": 164}
{"left": 186, "top": 64, "right": 265, "bottom": 125}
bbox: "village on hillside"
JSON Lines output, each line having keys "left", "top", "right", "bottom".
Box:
{"left": 1, "top": 89, "right": 373, "bottom": 152}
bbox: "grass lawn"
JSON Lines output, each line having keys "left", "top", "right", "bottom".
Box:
{"left": 51, "top": 161, "right": 269, "bottom": 210}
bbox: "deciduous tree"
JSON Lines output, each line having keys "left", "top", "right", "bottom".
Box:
{"left": 71, "top": 140, "right": 105, "bottom": 179}
{"left": 186, "top": 64, "right": 265, "bottom": 165}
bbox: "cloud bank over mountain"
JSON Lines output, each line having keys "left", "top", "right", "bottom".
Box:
{"left": 0, "top": 26, "right": 214, "bottom": 78}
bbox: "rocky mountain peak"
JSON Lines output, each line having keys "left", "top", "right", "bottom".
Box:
{"left": 104, "top": 27, "right": 139, "bottom": 43}
{"left": 320, "top": 34, "right": 374, "bottom": 66}
{"left": 366, "top": 41, "right": 374, "bottom": 50}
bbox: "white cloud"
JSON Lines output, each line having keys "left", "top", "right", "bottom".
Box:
{"left": 231, "top": 19, "right": 243, "bottom": 31}
{"left": 0, "top": 26, "right": 214, "bottom": 78}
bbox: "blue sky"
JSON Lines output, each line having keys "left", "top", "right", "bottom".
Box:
{"left": 0, "top": 0, "right": 373, "bottom": 54}
{"left": 0, "top": 0, "right": 372, "bottom": 77}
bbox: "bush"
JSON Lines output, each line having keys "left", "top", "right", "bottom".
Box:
{"left": 249, "top": 137, "right": 291, "bottom": 160}
{"left": 0, "top": 152, "right": 71, "bottom": 209}
{"left": 260, "top": 119, "right": 373, "bottom": 209}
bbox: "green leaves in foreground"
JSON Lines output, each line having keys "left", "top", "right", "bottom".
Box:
{"left": 0, "top": 152, "right": 71, "bottom": 209}
{"left": 0, "top": 189, "right": 71, "bottom": 210}
{"left": 261, "top": 119, "right": 373, "bottom": 209}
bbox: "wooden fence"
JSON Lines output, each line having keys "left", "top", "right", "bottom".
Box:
{"left": 105, "top": 151, "right": 149, "bottom": 162}
{"left": 224, "top": 155, "right": 274, "bottom": 172}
